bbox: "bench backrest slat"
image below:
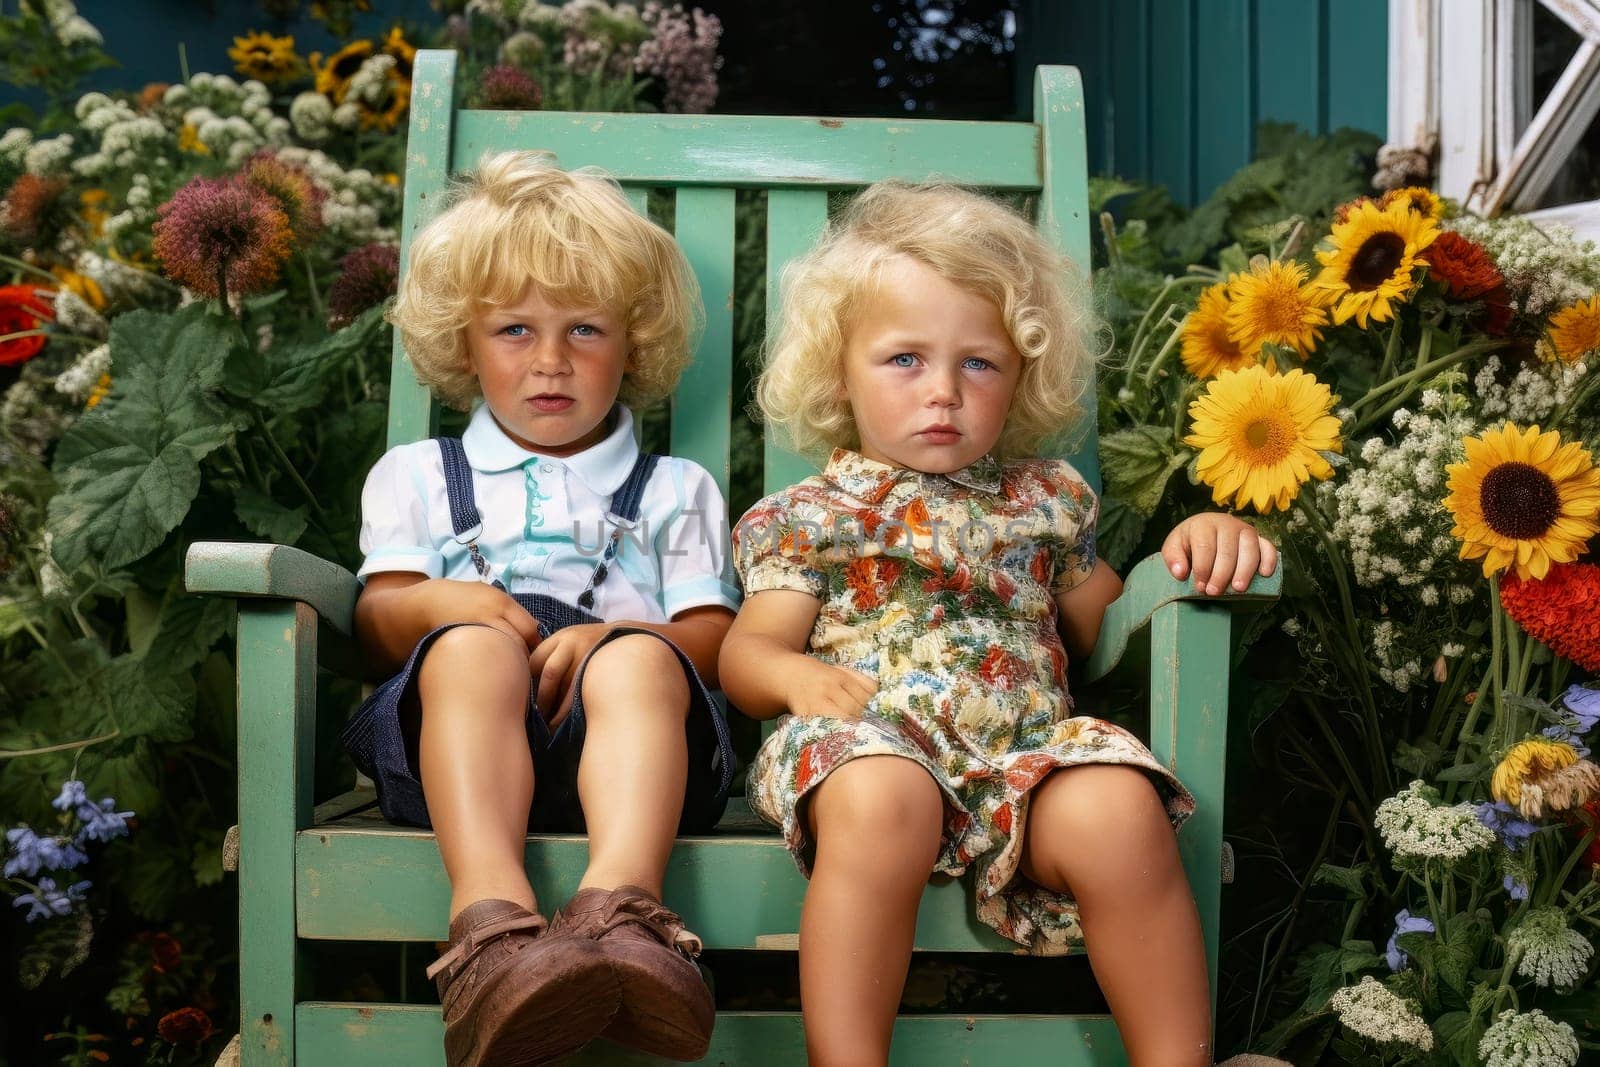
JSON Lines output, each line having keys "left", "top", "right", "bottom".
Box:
{"left": 390, "top": 51, "right": 1101, "bottom": 502}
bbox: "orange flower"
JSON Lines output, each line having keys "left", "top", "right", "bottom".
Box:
{"left": 844, "top": 557, "right": 901, "bottom": 612}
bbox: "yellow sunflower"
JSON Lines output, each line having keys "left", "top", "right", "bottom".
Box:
{"left": 1309, "top": 199, "right": 1440, "bottom": 328}
{"left": 1181, "top": 280, "right": 1259, "bottom": 378}
{"left": 310, "top": 40, "right": 374, "bottom": 103}
{"left": 1225, "top": 259, "right": 1327, "bottom": 359}
{"left": 1548, "top": 294, "right": 1600, "bottom": 364}
{"left": 1492, "top": 738, "right": 1600, "bottom": 817}
{"left": 229, "top": 31, "right": 303, "bottom": 85}
{"left": 1184, "top": 364, "right": 1343, "bottom": 513}
{"left": 1444, "top": 422, "right": 1600, "bottom": 581}
{"left": 1379, "top": 185, "right": 1444, "bottom": 220}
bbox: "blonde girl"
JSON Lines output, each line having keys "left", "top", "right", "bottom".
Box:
{"left": 719, "top": 182, "right": 1277, "bottom": 1067}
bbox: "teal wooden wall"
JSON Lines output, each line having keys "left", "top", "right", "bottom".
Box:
{"left": 1017, "top": 0, "right": 1389, "bottom": 205}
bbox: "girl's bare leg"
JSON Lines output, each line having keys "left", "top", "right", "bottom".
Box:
{"left": 801, "top": 755, "right": 944, "bottom": 1066}
{"left": 1019, "top": 764, "right": 1211, "bottom": 1067}
{"left": 417, "top": 626, "right": 539, "bottom": 920}
{"left": 574, "top": 634, "right": 692, "bottom": 895}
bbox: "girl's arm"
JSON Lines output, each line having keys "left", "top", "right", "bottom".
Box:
{"left": 1053, "top": 514, "right": 1278, "bottom": 660}
{"left": 353, "top": 571, "right": 543, "bottom": 679}
{"left": 719, "top": 589, "right": 877, "bottom": 721}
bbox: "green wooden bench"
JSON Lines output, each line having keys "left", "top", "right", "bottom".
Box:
{"left": 185, "top": 49, "right": 1282, "bottom": 1066}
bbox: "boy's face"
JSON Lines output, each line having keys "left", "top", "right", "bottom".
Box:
{"left": 466, "top": 284, "right": 629, "bottom": 456}
{"left": 841, "top": 254, "right": 1021, "bottom": 473}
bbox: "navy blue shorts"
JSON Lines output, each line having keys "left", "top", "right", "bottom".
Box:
{"left": 340, "top": 624, "right": 734, "bottom": 832}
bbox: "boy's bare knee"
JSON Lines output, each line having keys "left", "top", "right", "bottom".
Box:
{"left": 581, "top": 633, "right": 689, "bottom": 715}
{"left": 418, "top": 625, "right": 529, "bottom": 694}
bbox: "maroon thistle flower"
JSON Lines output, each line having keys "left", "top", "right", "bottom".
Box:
{"left": 477, "top": 65, "right": 543, "bottom": 110}
{"left": 241, "top": 150, "right": 326, "bottom": 247}
{"left": 156, "top": 1006, "right": 214, "bottom": 1045}
{"left": 152, "top": 175, "right": 295, "bottom": 302}
{"left": 326, "top": 241, "right": 399, "bottom": 328}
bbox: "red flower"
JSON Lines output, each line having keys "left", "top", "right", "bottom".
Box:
{"left": 478, "top": 65, "right": 543, "bottom": 110}
{"left": 1500, "top": 563, "right": 1600, "bottom": 671}
{"left": 1029, "top": 549, "right": 1050, "bottom": 585}
{"left": 993, "top": 801, "right": 1014, "bottom": 836}
{"left": 844, "top": 557, "right": 901, "bottom": 612}
{"left": 904, "top": 497, "right": 932, "bottom": 537}
{"left": 156, "top": 1006, "right": 213, "bottom": 1045}
{"left": 326, "top": 241, "right": 398, "bottom": 328}
{"left": 1426, "top": 231, "right": 1513, "bottom": 335}
{"left": 147, "top": 931, "right": 182, "bottom": 974}
{"left": 0, "top": 284, "right": 55, "bottom": 366}
{"left": 991, "top": 570, "right": 1017, "bottom": 604}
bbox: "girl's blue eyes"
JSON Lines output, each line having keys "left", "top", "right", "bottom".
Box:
{"left": 889, "top": 353, "right": 995, "bottom": 371}
{"left": 499, "top": 324, "right": 600, "bottom": 337}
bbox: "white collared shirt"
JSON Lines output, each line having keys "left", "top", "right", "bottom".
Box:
{"left": 357, "top": 404, "right": 740, "bottom": 623}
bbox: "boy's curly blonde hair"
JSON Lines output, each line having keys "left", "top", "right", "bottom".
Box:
{"left": 757, "top": 182, "right": 1093, "bottom": 461}
{"left": 390, "top": 150, "right": 701, "bottom": 411}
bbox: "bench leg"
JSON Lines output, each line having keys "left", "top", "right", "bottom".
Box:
{"left": 1148, "top": 599, "right": 1231, "bottom": 1019}
{"left": 236, "top": 602, "right": 318, "bottom": 1065}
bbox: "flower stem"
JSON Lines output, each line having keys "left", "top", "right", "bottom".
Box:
{"left": 0, "top": 730, "right": 120, "bottom": 760}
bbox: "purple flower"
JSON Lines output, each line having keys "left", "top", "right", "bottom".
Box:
{"left": 477, "top": 65, "right": 543, "bottom": 110}
{"left": 151, "top": 174, "right": 294, "bottom": 301}
{"left": 1475, "top": 800, "right": 1541, "bottom": 851}
{"left": 12, "top": 876, "right": 90, "bottom": 922}
{"left": 1560, "top": 685, "right": 1600, "bottom": 733}
{"left": 75, "top": 798, "right": 134, "bottom": 845}
{"left": 50, "top": 779, "right": 89, "bottom": 814}
{"left": 1385, "top": 908, "right": 1436, "bottom": 971}
{"left": 1542, "top": 723, "right": 1591, "bottom": 758}
{"left": 326, "top": 242, "right": 399, "bottom": 329}
{"left": 4, "top": 827, "right": 44, "bottom": 878}
{"left": 1504, "top": 874, "right": 1530, "bottom": 901}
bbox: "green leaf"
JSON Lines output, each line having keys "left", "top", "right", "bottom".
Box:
{"left": 191, "top": 837, "right": 224, "bottom": 888}
{"left": 83, "top": 739, "right": 162, "bottom": 826}
{"left": 253, "top": 304, "right": 387, "bottom": 413}
{"left": 1097, "top": 494, "right": 1145, "bottom": 571}
{"left": 16, "top": 909, "right": 94, "bottom": 990}
{"left": 1434, "top": 762, "right": 1485, "bottom": 783}
{"left": 143, "top": 587, "right": 232, "bottom": 675}
{"left": 1101, "top": 426, "right": 1188, "bottom": 516}
{"left": 1310, "top": 863, "right": 1368, "bottom": 899}
{"left": 46, "top": 305, "right": 246, "bottom": 572}
{"left": 234, "top": 485, "right": 309, "bottom": 545}
{"left": 1392, "top": 739, "right": 1444, "bottom": 777}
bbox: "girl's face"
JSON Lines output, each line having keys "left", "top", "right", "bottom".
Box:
{"left": 466, "top": 284, "right": 629, "bottom": 457}
{"left": 841, "top": 254, "right": 1021, "bottom": 473}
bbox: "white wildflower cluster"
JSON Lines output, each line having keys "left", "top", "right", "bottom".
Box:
{"left": 345, "top": 54, "right": 398, "bottom": 110}
{"left": 70, "top": 92, "right": 169, "bottom": 178}
{"left": 1371, "top": 620, "right": 1424, "bottom": 693}
{"left": 0, "top": 128, "right": 33, "bottom": 170}
{"left": 53, "top": 342, "right": 109, "bottom": 402}
{"left": 36, "top": 0, "right": 102, "bottom": 48}
{"left": 73, "top": 249, "right": 154, "bottom": 301}
{"left": 1451, "top": 214, "right": 1600, "bottom": 318}
{"left": 288, "top": 92, "right": 335, "bottom": 143}
{"left": 160, "top": 74, "right": 288, "bottom": 167}
{"left": 24, "top": 134, "right": 75, "bottom": 177}
{"left": 1473, "top": 354, "right": 1588, "bottom": 425}
{"left": 1374, "top": 780, "right": 1495, "bottom": 862}
{"left": 101, "top": 174, "right": 155, "bottom": 242}
{"left": 465, "top": 0, "right": 541, "bottom": 29}
{"left": 1478, "top": 1008, "right": 1580, "bottom": 1067}
{"left": 268, "top": 146, "right": 397, "bottom": 245}
{"left": 50, "top": 288, "right": 106, "bottom": 337}
{"left": 1326, "top": 976, "right": 1434, "bottom": 1052}
{"left": 560, "top": 0, "right": 649, "bottom": 76}
{"left": 1508, "top": 909, "right": 1594, "bottom": 989}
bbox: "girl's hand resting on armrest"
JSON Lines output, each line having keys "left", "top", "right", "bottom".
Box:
{"left": 1160, "top": 513, "right": 1279, "bottom": 597}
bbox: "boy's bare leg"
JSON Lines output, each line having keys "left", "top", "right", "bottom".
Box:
{"left": 800, "top": 755, "right": 944, "bottom": 1067}
{"left": 574, "top": 634, "right": 692, "bottom": 894}
{"left": 417, "top": 626, "right": 539, "bottom": 920}
{"left": 1020, "top": 764, "right": 1211, "bottom": 1067}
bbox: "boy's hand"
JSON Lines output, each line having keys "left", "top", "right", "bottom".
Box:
{"left": 529, "top": 622, "right": 610, "bottom": 727}
{"left": 1161, "top": 513, "right": 1278, "bottom": 596}
{"left": 783, "top": 656, "right": 878, "bottom": 720}
{"left": 407, "top": 577, "right": 543, "bottom": 650}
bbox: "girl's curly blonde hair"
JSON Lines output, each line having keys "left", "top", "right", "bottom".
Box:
{"left": 757, "top": 181, "right": 1093, "bottom": 460}
{"left": 390, "top": 150, "right": 701, "bottom": 411}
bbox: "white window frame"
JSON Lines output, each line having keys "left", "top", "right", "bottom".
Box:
{"left": 1388, "top": 0, "right": 1600, "bottom": 238}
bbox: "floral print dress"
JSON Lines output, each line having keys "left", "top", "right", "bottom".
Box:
{"left": 733, "top": 448, "right": 1195, "bottom": 955}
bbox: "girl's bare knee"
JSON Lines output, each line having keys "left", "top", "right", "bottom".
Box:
{"left": 809, "top": 756, "right": 944, "bottom": 844}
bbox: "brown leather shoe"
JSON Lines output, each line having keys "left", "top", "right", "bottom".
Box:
{"left": 549, "top": 886, "right": 714, "bottom": 1061}
{"left": 425, "top": 898, "right": 622, "bottom": 1067}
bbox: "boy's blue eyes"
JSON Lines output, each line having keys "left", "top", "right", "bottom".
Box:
{"left": 498, "top": 324, "right": 600, "bottom": 337}
{"left": 889, "top": 353, "right": 995, "bottom": 371}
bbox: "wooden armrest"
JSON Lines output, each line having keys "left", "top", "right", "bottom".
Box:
{"left": 185, "top": 541, "right": 360, "bottom": 636}
{"left": 1082, "top": 552, "right": 1282, "bottom": 682}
